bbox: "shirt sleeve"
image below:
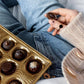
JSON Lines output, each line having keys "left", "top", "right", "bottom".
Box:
{"left": 60, "top": 13, "right": 84, "bottom": 54}
{"left": 60, "top": 13, "right": 84, "bottom": 84}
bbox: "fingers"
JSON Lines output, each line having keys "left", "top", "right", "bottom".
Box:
{"left": 48, "top": 25, "right": 58, "bottom": 36}
{"left": 57, "top": 16, "right": 66, "bottom": 24}
{"left": 45, "top": 8, "right": 79, "bottom": 24}
{"left": 44, "top": 8, "right": 71, "bottom": 24}
{"left": 46, "top": 14, "right": 67, "bottom": 24}
{"left": 45, "top": 8, "right": 78, "bottom": 36}
{"left": 48, "top": 8, "right": 73, "bottom": 16}
{"left": 52, "top": 29, "right": 58, "bottom": 36}
{"left": 57, "top": 16, "right": 70, "bottom": 24}
{"left": 48, "top": 26, "right": 54, "bottom": 32}
{"left": 48, "top": 19, "right": 66, "bottom": 35}
{"left": 49, "top": 19, "right": 65, "bottom": 30}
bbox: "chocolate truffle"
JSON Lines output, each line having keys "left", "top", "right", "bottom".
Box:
{"left": 0, "top": 52, "right": 2, "bottom": 58}
{"left": 9, "top": 80, "right": 22, "bottom": 84}
{"left": 1, "top": 40, "right": 14, "bottom": 50}
{"left": 13, "top": 49, "right": 27, "bottom": 61}
{"left": 1, "top": 61, "right": 16, "bottom": 75}
{"left": 47, "top": 12, "right": 57, "bottom": 20}
{"left": 26, "top": 60, "right": 42, "bottom": 74}
{"left": 0, "top": 76, "right": 1, "bottom": 84}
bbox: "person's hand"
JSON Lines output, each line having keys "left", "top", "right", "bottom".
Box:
{"left": 45, "top": 8, "right": 79, "bottom": 35}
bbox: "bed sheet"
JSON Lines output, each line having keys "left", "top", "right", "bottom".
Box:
{"left": 36, "top": 77, "right": 67, "bottom": 84}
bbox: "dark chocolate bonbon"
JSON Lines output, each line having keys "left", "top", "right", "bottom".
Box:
{"left": 26, "top": 60, "right": 42, "bottom": 74}
{"left": 47, "top": 12, "right": 57, "bottom": 20}
{"left": 1, "top": 40, "right": 14, "bottom": 50}
{"left": 1, "top": 61, "right": 16, "bottom": 75}
{"left": 13, "top": 49, "right": 27, "bottom": 61}
{"left": 9, "top": 79, "right": 22, "bottom": 84}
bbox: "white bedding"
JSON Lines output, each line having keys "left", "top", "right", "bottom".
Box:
{"left": 58, "top": 0, "right": 84, "bottom": 12}
{"left": 9, "top": 0, "right": 84, "bottom": 84}
{"left": 36, "top": 77, "right": 66, "bottom": 84}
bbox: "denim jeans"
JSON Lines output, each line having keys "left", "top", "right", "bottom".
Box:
{"left": 0, "top": 0, "right": 74, "bottom": 78}
{"left": 2, "top": 0, "right": 18, "bottom": 8}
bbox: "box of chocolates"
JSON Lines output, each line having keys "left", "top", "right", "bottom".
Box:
{"left": 0, "top": 25, "right": 52, "bottom": 84}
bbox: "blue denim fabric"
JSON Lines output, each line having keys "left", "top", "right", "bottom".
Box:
{"left": 33, "top": 31, "right": 74, "bottom": 78}
{"left": 2, "top": 0, "right": 18, "bottom": 8}
{"left": 0, "top": 0, "right": 74, "bottom": 78}
{"left": 0, "top": 0, "right": 36, "bottom": 49}
{"left": 17, "top": 0, "right": 64, "bottom": 32}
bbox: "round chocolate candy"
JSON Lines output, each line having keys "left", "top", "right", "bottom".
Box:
{"left": 1, "top": 61, "right": 16, "bottom": 75}
{"left": 1, "top": 40, "right": 14, "bottom": 50}
{"left": 0, "top": 76, "right": 1, "bottom": 81}
{"left": 13, "top": 49, "right": 27, "bottom": 61}
{"left": 26, "top": 60, "right": 42, "bottom": 74}
{"left": 9, "top": 80, "right": 22, "bottom": 84}
{"left": 0, "top": 52, "right": 2, "bottom": 58}
{"left": 47, "top": 12, "right": 57, "bottom": 20}
{"left": 0, "top": 76, "right": 1, "bottom": 84}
